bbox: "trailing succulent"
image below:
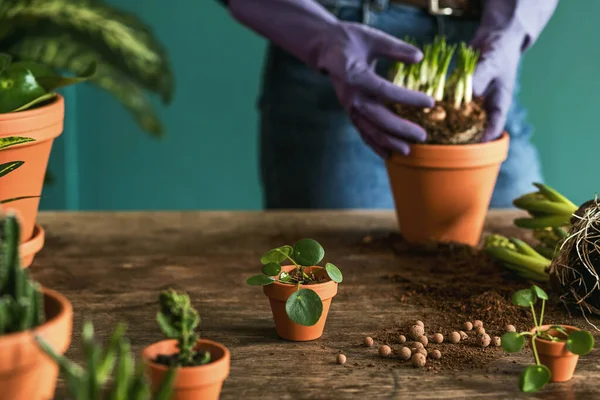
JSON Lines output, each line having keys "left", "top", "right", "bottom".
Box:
{"left": 0, "top": 0, "right": 173, "bottom": 136}
{"left": 247, "top": 238, "right": 343, "bottom": 326}
{"left": 501, "top": 286, "right": 594, "bottom": 393}
{"left": 36, "top": 321, "right": 175, "bottom": 400}
{"left": 156, "top": 288, "right": 211, "bottom": 367}
{"left": 0, "top": 212, "right": 45, "bottom": 334}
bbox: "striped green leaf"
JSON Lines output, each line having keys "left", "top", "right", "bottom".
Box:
{"left": 11, "top": 60, "right": 96, "bottom": 91}
{"left": 0, "top": 136, "right": 35, "bottom": 150}
{"left": 10, "top": 34, "right": 164, "bottom": 136}
{"left": 0, "top": 161, "right": 23, "bottom": 177}
{"left": 11, "top": 92, "right": 57, "bottom": 112}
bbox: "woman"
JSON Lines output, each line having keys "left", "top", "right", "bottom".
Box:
{"left": 218, "top": 0, "right": 558, "bottom": 209}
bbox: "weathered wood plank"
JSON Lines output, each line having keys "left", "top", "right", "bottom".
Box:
{"left": 29, "top": 211, "right": 600, "bottom": 400}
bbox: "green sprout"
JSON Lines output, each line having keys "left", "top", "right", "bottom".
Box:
{"left": 0, "top": 212, "right": 45, "bottom": 334}
{"left": 156, "top": 289, "right": 211, "bottom": 367}
{"left": 36, "top": 321, "right": 175, "bottom": 399}
{"left": 246, "top": 238, "right": 343, "bottom": 326}
{"left": 484, "top": 234, "right": 551, "bottom": 282}
{"left": 513, "top": 183, "right": 578, "bottom": 230}
{"left": 501, "top": 286, "right": 594, "bottom": 393}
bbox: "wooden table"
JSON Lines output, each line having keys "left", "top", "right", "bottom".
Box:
{"left": 31, "top": 211, "right": 600, "bottom": 400}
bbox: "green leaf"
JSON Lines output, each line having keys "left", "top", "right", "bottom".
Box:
{"left": 261, "top": 262, "right": 281, "bottom": 277}
{"left": 293, "top": 238, "right": 325, "bottom": 266}
{"left": 153, "top": 367, "right": 177, "bottom": 400}
{"left": 11, "top": 92, "right": 58, "bottom": 112}
{"left": 285, "top": 288, "right": 323, "bottom": 326}
{"left": 511, "top": 289, "right": 537, "bottom": 307}
{"left": 531, "top": 285, "right": 549, "bottom": 300}
{"left": 0, "top": 161, "right": 24, "bottom": 178}
{"left": 246, "top": 275, "right": 275, "bottom": 286}
{"left": 12, "top": 60, "right": 96, "bottom": 92}
{"left": 0, "top": 53, "right": 12, "bottom": 76}
{"left": 9, "top": 34, "right": 165, "bottom": 136}
{"left": 325, "top": 263, "right": 343, "bottom": 283}
{"left": 0, "top": 136, "right": 35, "bottom": 150}
{"left": 501, "top": 332, "right": 526, "bottom": 353}
{"left": 279, "top": 271, "right": 293, "bottom": 283}
{"left": 156, "top": 312, "right": 179, "bottom": 338}
{"left": 519, "top": 364, "right": 551, "bottom": 393}
{"left": 0, "top": 63, "right": 47, "bottom": 113}
{"left": 260, "top": 245, "right": 293, "bottom": 265}
{"left": 567, "top": 330, "right": 595, "bottom": 355}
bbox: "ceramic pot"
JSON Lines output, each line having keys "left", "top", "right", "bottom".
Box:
{"left": 530, "top": 324, "right": 582, "bottom": 382}
{"left": 0, "top": 288, "right": 73, "bottom": 400}
{"left": 0, "top": 96, "right": 64, "bottom": 244}
{"left": 19, "top": 224, "right": 45, "bottom": 268}
{"left": 385, "top": 132, "right": 510, "bottom": 246}
{"left": 143, "top": 339, "right": 230, "bottom": 400}
{"left": 263, "top": 265, "right": 338, "bottom": 341}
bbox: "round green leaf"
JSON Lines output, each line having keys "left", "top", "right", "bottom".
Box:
{"left": 260, "top": 245, "right": 293, "bottom": 265}
{"left": 293, "top": 238, "right": 324, "bottom": 266}
{"left": 531, "top": 285, "right": 549, "bottom": 300}
{"left": 246, "top": 275, "right": 275, "bottom": 286}
{"left": 285, "top": 289, "right": 323, "bottom": 326}
{"left": 511, "top": 289, "right": 537, "bottom": 307}
{"left": 518, "top": 364, "right": 551, "bottom": 393}
{"left": 567, "top": 330, "right": 595, "bottom": 355}
{"left": 325, "top": 263, "right": 343, "bottom": 283}
{"left": 279, "top": 271, "right": 293, "bottom": 283}
{"left": 501, "top": 332, "right": 526, "bottom": 353}
{"left": 261, "top": 262, "right": 281, "bottom": 277}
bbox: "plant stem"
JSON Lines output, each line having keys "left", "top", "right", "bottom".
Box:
{"left": 277, "top": 249, "right": 300, "bottom": 269}
{"left": 539, "top": 299, "right": 546, "bottom": 327}
{"left": 531, "top": 335, "right": 541, "bottom": 366}
{"left": 530, "top": 304, "right": 539, "bottom": 329}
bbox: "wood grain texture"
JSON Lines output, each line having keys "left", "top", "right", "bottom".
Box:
{"left": 30, "top": 211, "right": 600, "bottom": 400}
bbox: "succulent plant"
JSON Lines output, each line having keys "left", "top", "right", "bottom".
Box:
{"left": 36, "top": 320, "right": 175, "bottom": 400}
{"left": 156, "top": 289, "right": 210, "bottom": 367}
{"left": 0, "top": 212, "right": 45, "bottom": 334}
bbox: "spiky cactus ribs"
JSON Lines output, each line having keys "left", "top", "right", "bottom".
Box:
{"left": 155, "top": 288, "right": 211, "bottom": 367}
{"left": 389, "top": 36, "right": 486, "bottom": 145}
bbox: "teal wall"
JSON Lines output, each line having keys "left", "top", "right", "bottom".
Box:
{"left": 40, "top": 0, "right": 595, "bottom": 211}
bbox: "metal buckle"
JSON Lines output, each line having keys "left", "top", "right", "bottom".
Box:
{"left": 428, "top": 0, "right": 462, "bottom": 16}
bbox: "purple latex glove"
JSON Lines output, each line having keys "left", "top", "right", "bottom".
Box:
{"left": 471, "top": 0, "right": 558, "bottom": 142}
{"left": 228, "top": 0, "right": 434, "bottom": 157}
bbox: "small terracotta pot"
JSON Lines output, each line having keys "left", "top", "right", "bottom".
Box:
{"left": 0, "top": 288, "right": 73, "bottom": 400}
{"left": 385, "top": 132, "right": 510, "bottom": 246}
{"left": 530, "top": 325, "right": 581, "bottom": 383}
{"left": 0, "top": 96, "right": 64, "bottom": 244}
{"left": 19, "top": 224, "right": 45, "bottom": 269}
{"left": 263, "top": 265, "right": 338, "bottom": 341}
{"left": 142, "top": 339, "right": 230, "bottom": 400}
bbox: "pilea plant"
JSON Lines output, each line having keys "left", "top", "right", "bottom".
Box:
{"left": 36, "top": 320, "right": 175, "bottom": 399}
{"left": 501, "top": 286, "right": 594, "bottom": 393}
{"left": 246, "top": 238, "right": 343, "bottom": 326}
{"left": 155, "top": 288, "right": 211, "bottom": 367}
{"left": 0, "top": 212, "right": 45, "bottom": 334}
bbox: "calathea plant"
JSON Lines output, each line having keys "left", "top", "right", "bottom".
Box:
{"left": 0, "top": 0, "right": 173, "bottom": 136}
{"left": 0, "top": 212, "right": 45, "bottom": 334}
{"left": 155, "top": 288, "right": 211, "bottom": 367}
{"left": 247, "top": 238, "right": 343, "bottom": 326}
{"left": 36, "top": 320, "right": 176, "bottom": 399}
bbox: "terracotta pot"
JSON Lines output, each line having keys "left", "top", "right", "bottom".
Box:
{"left": 19, "top": 224, "right": 45, "bottom": 269}
{"left": 142, "top": 339, "right": 230, "bottom": 400}
{"left": 0, "top": 288, "right": 73, "bottom": 400}
{"left": 385, "top": 132, "right": 510, "bottom": 246}
{"left": 0, "top": 95, "right": 65, "bottom": 244}
{"left": 263, "top": 265, "right": 338, "bottom": 341}
{"left": 530, "top": 325, "right": 581, "bottom": 383}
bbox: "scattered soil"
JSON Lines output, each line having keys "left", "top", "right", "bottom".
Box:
{"left": 393, "top": 98, "right": 486, "bottom": 144}
{"left": 361, "top": 234, "right": 581, "bottom": 373}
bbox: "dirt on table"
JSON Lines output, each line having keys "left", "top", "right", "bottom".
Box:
{"left": 360, "top": 233, "right": 580, "bottom": 373}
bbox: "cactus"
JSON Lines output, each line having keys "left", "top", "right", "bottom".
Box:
{"left": 0, "top": 212, "right": 45, "bottom": 335}
{"left": 156, "top": 289, "right": 210, "bottom": 367}
{"left": 36, "top": 320, "right": 175, "bottom": 400}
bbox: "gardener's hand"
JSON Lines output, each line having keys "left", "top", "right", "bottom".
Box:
{"left": 228, "top": 0, "right": 434, "bottom": 157}
{"left": 471, "top": 0, "right": 558, "bottom": 142}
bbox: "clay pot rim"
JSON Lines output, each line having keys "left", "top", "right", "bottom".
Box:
{"left": 270, "top": 265, "right": 337, "bottom": 290}
{"left": 529, "top": 324, "right": 580, "bottom": 344}
{"left": 0, "top": 287, "right": 73, "bottom": 347}
{"left": 19, "top": 224, "right": 45, "bottom": 268}
{"left": 143, "top": 339, "right": 230, "bottom": 374}
{"left": 0, "top": 94, "right": 64, "bottom": 122}
{"left": 410, "top": 131, "right": 509, "bottom": 151}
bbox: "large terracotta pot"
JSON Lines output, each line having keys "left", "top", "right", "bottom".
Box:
{"left": 385, "top": 132, "right": 510, "bottom": 246}
{"left": 0, "top": 95, "right": 64, "bottom": 244}
{"left": 0, "top": 288, "right": 73, "bottom": 400}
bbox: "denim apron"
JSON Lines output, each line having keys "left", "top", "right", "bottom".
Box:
{"left": 257, "top": 0, "right": 543, "bottom": 209}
